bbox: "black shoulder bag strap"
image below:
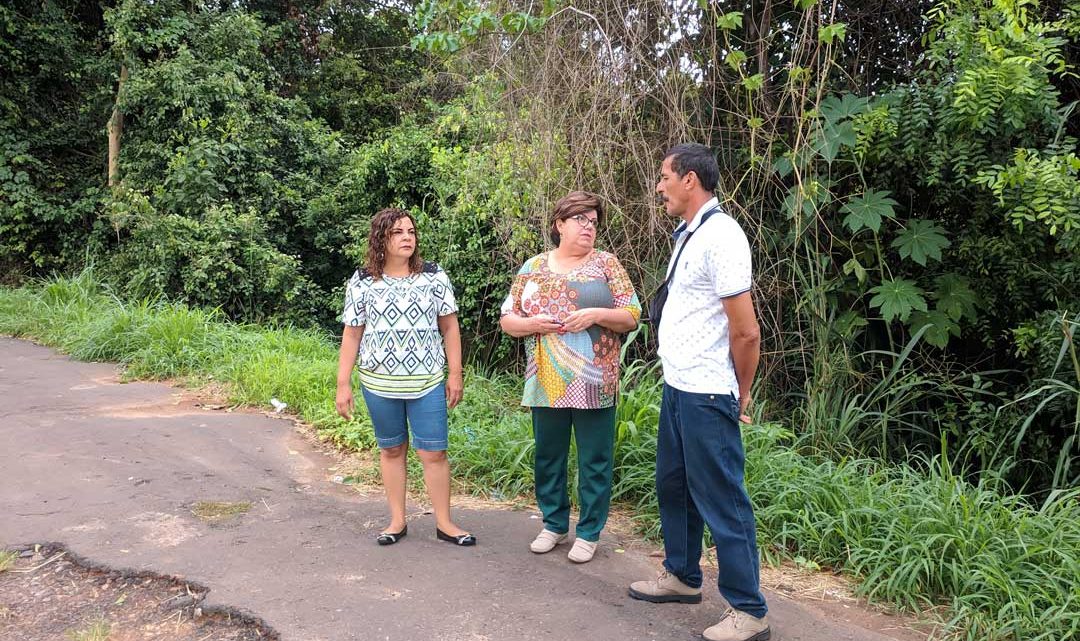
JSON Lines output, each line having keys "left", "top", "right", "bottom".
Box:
{"left": 647, "top": 207, "right": 721, "bottom": 338}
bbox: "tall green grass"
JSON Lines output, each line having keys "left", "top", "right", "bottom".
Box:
{"left": 0, "top": 271, "right": 376, "bottom": 450}
{"left": 3, "top": 273, "right": 1079, "bottom": 640}
{"left": 746, "top": 427, "right": 1080, "bottom": 641}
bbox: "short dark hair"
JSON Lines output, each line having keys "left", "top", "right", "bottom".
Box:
{"left": 664, "top": 143, "right": 719, "bottom": 193}
{"left": 549, "top": 191, "right": 604, "bottom": 247}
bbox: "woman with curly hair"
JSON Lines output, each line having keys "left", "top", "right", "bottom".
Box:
{"left": 335, "top": 208, "right": 475, "bottom": 547}
{"left": 500, "top": 191, "right": 640, "bottom": 563}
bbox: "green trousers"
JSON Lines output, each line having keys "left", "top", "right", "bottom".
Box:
{"left": 531, "top": 406, "right": 616, "bottom": 542}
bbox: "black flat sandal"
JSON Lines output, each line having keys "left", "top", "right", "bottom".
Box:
{"left": 436, "top": 527, "right": 476, "bottom": 546}
{"left": 377, "top": 525, "right": 407, "bottom": 545}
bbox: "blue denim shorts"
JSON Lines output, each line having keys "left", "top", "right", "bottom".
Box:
{"left": 360, "top": 384, "right": 449, "bottom": 451}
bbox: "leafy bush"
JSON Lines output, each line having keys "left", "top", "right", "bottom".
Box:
{"left": 753, "top": 0, "right": 1080, "bottom": 485}
{"left": 0, "top": 2, "right": 113, "bottom": 277}
{"left": 107, "top": 203, "right": 318, "bottom": 323}
{"left": 94, "top": 2, "right": 362, "bottom": 326}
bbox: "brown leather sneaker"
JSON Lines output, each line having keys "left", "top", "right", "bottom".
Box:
{"left": 628, "top": 570, "right": 703, "bottom": 604}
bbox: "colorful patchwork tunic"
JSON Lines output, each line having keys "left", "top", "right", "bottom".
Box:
{"left": 501, "top": 250, "right": 641, "bottom": 409}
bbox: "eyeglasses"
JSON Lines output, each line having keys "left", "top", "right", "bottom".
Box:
{"left": 567, "top": 214, "right": 600, "bottom": 229}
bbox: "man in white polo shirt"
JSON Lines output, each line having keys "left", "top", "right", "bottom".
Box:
{"left": 628, "top": 143, "right": 769, "bottom": 641}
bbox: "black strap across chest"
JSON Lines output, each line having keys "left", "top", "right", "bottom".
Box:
{"left": 664, "top": 207, "right": 721, "bottom": 286}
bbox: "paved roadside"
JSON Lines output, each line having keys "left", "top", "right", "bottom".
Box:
{"left": 0, "top": 338, "right": 925, "bottom": 641}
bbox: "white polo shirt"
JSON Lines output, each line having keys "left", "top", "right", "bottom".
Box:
{"left": 657, "top": 197, "right": 752, "bottom": 397}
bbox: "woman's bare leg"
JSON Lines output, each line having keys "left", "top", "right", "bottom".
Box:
{"left": 416, "top": 449, "right": 467, "bottom": 536}
{"left": 379, "top": 442, "right": 408, "bottom": 532}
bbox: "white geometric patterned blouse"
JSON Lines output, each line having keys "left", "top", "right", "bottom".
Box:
{"left": 342, "top": 262, "right": 458, "bottom": 399}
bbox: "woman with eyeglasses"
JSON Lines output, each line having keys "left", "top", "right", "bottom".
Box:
{"left": 336, "top": 207, "right": 476, "bottom": 547}
{"left": 499, "top": 191, "right": 641, "bottom": 563}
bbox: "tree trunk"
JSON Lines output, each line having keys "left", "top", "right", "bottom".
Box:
{"left": 754, "top": 0, "right": 773, "bottom": 113}
{"left": 107, "top": 64, "right": 128, "bottom": 188}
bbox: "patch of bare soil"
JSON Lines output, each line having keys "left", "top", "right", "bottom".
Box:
{"left": 0, "top": 545, "right": 277, "bottom": 641}
{"left": 97, "top": 392, "right": 217, "bottom": 420}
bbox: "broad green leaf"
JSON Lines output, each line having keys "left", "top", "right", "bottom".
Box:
{"left": 819, "top": 22, "right": 847, "bottom": 44}
{"left": 474, "top": 11, "right": 498, "bottom": 31}
{"left": 794, "top": 0, "right": 818, "bottom": 9}
{"left": 782, "top": 190, "right": 803, "bottom": 218}
{"left": 788, "top": 65, "right": 811, "bottom": 84}
{"left": 524, "top": 15, "right": 547, "bottom": 32}
{"left": 501, "top": 12, "right": 528, "bottom": 32}
{"left": 742, "top": 73, "right": 764, "bottom": 92}
{"left": 869, "top": 278, "right": 927, "bottom": 322}
{"left": 891, "top": 219, "right": 950, "bottom": 265}
{"left": 934, "top": 273, "right": 978, "bottom": 321}
{"left": 843, "top": 257, "right": 867, "bottom": 284}
{"left": 725, "top": 49, "right": 747, "bottom": 71}
{"left": 717, "top": 11, "right": 743, "bottom": 30}
{"left": 459, "top": 18, "right": 479, "bottom": 38}
{"left": 409, "top": 33, "right": 430, "bottom": 51}
{"left": 818, "top": 121, "right": 856, "bottom": 162}
{"left": 819, "top": 93, "right": 869, "bottom": 124}
{"left": 773, "top": 155, "right": 793, "bottom": 178}
{"left": 782, "top": 179, "right": 835, "bottom": 218}
{"left": 809, "top": 121, "right": 856, "bottom": 163}
{"left": 833, "top": 310, "right": 869, "bottom": 338}
{"left": 833, "top": 121, "right": 858, "bottom": 147}
{"left": 908, "top": 309, "right": 959, "bottom": 348}
{"left": 840, "top": 189, "right": 898, "bottom": 233}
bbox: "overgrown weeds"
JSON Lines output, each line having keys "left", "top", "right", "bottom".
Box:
{"left": 191, "top": 501, "right": 252, "bottom": 522}
{"left": 746, "top": 427, "right": 1080, "bottom": 641}
{"left": 0, "top": 550, "right": 16, "bottom": 573}
{"left": 65, "top": 618, "right": 110, "bottom": 641}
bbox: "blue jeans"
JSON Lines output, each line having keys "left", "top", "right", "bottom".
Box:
{"left": 656, "top": 383, "right": 767, "bottom": 618}
{"left": 360, "top": 384, "right": 448, "bottom": 451}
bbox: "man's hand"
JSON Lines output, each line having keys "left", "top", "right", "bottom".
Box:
{"left": 739, "top": 396, "right": 752, "bottom": 425}
{"left": 724, "top": 291, "right": 760, "bottom": 428}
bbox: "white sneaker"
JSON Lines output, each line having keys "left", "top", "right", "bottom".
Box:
{"left": 567, "top": 538, "right": 597, "bottom": 563}
{"left": 529, "top": 529, "right": 567, "bottom": 553}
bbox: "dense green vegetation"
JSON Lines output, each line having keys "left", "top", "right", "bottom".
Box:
{"left": 3, "top": 274, "right": 1079, "bottom": 640}
{"left": 3, "top": 0, "right": 1077, "bottom": 491}
{"left": 3, "top": 1, "right": 1080, "bottom": 637}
